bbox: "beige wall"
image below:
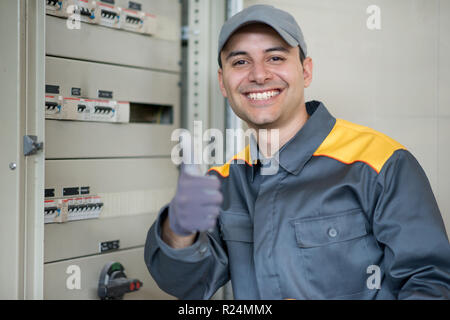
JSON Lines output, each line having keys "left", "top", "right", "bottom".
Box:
{"left": 244, "top": 0, "right": 450, "bottom": 234}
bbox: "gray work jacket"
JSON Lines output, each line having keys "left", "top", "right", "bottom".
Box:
{"left": 145, "top": 101, "right": 450, "bottom": 299}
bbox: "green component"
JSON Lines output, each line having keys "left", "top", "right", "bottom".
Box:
{"left": 111, "top": 262, "right": 122, "bottom": 272}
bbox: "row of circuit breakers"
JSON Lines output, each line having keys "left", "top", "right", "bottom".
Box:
{"left": 45, "top": 85, "right": 124, "bottom": 223}
{"left": 45, "top": 86, "right": 130, "bottom": 124}
{"left": 44, "top": 0, "right": 160, "bottom": 125}
{"left": 44, "top": 0, "right": 156, "bottom": 223}
{"left": 46, "top": 0, "right": 157, "bottom": 36}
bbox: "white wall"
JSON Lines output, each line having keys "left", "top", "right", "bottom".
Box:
{"left": 244, "top": 0, "right": 450, "bottom": 234}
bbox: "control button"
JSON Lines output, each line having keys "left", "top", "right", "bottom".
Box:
{"left": 328, "top": 227, "right": 338, "bottom": 238}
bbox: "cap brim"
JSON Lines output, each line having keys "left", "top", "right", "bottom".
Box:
{"left": 221, "top": 19, "right": 299, "bottom": 53}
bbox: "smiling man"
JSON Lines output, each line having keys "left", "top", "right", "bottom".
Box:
{"left": 145, "top": 5, "right": 450, "bottom": 299}
{"left": 218, "top": 23, "right": 311, "bottom": 159}
{"left": 218, "top": 23, "right": 310, "bottom": 135}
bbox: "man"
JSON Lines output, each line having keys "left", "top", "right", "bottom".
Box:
{"left": 145, "top": 5, "right": 450, "bottom": 299}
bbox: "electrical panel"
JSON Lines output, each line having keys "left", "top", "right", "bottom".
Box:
{"left": 44, "top": 157, "right": 177, "bottom": 262}
{"left": 43, "top": 0, "right": 180, "bottom": 299}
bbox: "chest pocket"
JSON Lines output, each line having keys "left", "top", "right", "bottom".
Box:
{"left": 292, "top": 209, "right": 372, "bottom": 299}
{"left": 294, "top": 209, "right": 368, "bottom": 248}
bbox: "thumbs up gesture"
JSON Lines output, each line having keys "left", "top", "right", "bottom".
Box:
{"left": 168, "top": 164, "right": 223, "bottom": 236}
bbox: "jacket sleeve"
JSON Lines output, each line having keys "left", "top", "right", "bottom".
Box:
{"left": 144, "top": 204, "right": 229, "bottom": 299}
{"left": 373, "top": 149, "right": 450, "bottom": 299}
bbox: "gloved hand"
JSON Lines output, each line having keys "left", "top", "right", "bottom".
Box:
{"left": 168, "top": 164, "right": 223, "bottom": 236}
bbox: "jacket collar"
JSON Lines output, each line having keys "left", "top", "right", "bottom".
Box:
{"left": 250, "top": 100, "right": 336, "bottom": 178}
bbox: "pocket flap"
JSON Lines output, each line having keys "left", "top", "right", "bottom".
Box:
{"left": 293, "top": 210, "right": 367, "bottom": 248}
{"left": 219, "top": 211, "right": 253, "bottom": 243}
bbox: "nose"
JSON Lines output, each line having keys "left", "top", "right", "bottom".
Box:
{"left": 248, "top": 61, "right": 272, "bottom": 84}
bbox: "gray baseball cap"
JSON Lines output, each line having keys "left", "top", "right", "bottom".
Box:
{"left": 218, "top": 4, "right": 307, "bottom": 67}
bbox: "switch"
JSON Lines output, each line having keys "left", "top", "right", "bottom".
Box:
{"left": 126, "top": 16, "right": 141, "bottom": 24}
{"left": 101, "top": 9, "right": 117, "bottom": 19}
{"left": 80, "top": 7, "right": 92, "bottom": 17}
{"left": 95, "top": 2, "right": 120, "bottom": 28}
{"left": 98, "top": 262, "right": 143, "bottom": 300}
{"left": 77, "top": 104, "right": 87, "bottom": 113}
{"left": 46, "top": 0, "right": 61, "bottom": 9}
{"left": 94, "top": 106, "right": 114, "bottom": 115}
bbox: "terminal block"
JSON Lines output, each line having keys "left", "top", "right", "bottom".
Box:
{"left": 44, "top": 195, "right": 103, "bottom": 224}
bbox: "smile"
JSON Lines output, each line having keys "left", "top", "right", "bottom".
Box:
{"left": 245, "top": 89, "right": 282, "bottom": 101}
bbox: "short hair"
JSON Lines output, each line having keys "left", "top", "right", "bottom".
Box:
{"left": 299, "top": 46, "right": 305, "bottom": 65}
{"left": 219, "top": 45, "right": 305, "bottom": 68}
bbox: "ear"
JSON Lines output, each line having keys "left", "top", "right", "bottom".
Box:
{"left": 302, "top": 57, "right": 313, "bottom": 88}
{"left": 218, "top": 68, "right": 228, "bottom": 98}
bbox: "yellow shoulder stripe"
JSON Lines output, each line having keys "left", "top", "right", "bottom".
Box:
{"left": 208, "top": 144, "right": 253, "bottom": 178}
{"left": 313, "top": 119, "right": 406, "bottom": 174}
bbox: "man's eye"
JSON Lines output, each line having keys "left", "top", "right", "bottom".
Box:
{"left": 233, "top": 60, "right": 247, "bottom": 66}
{"left": 270, "top": 56, "right": 284, "bottom": 62}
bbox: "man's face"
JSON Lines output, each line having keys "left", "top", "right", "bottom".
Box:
{"left": 218, "top": 23, "right": 312, "bottom": 129}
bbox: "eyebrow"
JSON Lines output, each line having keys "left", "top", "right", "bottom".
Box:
{"left": 265, "top": 46, "right": 289, "bottom": 53}
{"left": 225, "top": 46, "right": 290, "bottom": 61}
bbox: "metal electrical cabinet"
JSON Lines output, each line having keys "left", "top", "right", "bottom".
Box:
{"left": 43, "top": 0, "right": 181, "bottom": 299}
{"left": 0, "top": 0, "right": 226, "bottom": 300}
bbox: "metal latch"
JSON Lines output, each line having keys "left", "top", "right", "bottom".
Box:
{"left": 23, "top": 135, "right": 44, "bottom": 156}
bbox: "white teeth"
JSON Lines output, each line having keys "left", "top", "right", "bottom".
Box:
{"left": 247, "top": 90, "right": 280, "bottom": 101}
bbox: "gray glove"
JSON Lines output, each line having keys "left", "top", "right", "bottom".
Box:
{"left": 168, "top": 165, "right": 223, "bottom": 236}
